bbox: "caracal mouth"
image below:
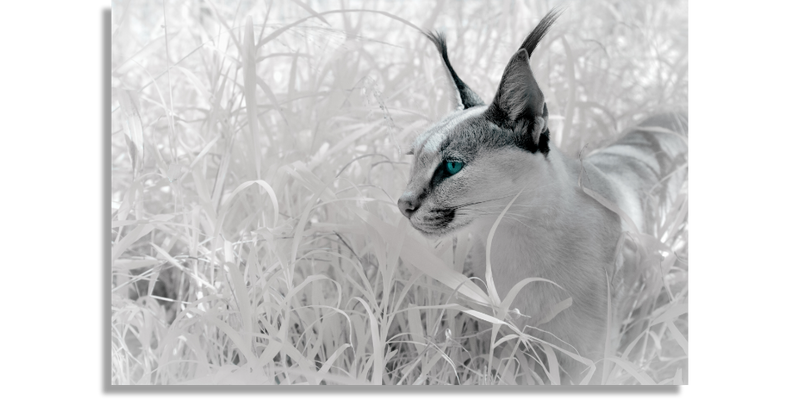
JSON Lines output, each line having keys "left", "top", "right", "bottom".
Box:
{"left": 408, "top": 216, "right": 472, "bottom": 239}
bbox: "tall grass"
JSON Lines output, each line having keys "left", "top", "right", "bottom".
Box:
{"left": 110, "top": 0, "right": 687, "bottom": 385}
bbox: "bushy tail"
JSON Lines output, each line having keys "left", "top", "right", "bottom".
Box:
{"left": 625, "top": 113, "right": 688, "bottom": 233}
{"left": 588, "top": 114, "right": 688, "bottom": 370}
{"left": 587, "top": 112, "right": 688, "bottom": 235}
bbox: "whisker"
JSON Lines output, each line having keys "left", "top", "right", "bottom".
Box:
{"left": 445, "top": 181, "right": 562, "bottom": 211}
{"left": 456, "top": 209, "right": 542, "bottom": 231}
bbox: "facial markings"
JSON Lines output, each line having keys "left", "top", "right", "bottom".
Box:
{"left": 405, "top": 105, "right": 546, "bottom": 235}
{"left": 409, "top": 106, "right": 503, "bottom": 199}
{"left": 412, "top": 107, "right": 487, "bottom": 156}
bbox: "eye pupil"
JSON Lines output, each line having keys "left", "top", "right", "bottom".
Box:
{"left": 445, "top": 161, "right": 463, "bottom": 175}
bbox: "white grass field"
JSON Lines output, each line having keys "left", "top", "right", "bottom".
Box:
{"left": 110, "top": 0, "right": 688, "bottom": 385}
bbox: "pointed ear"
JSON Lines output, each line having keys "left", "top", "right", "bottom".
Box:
{"left": 485, "top": 49, "right": 549, "bottom": 146}
{"left": 425, "top": 31, "right": 484, "bottom": 110}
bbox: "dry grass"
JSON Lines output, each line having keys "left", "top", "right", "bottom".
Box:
{"left": 110, "top": 0, "right": 687, "bottom": 385}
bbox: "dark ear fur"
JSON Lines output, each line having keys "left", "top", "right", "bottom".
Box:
{"left": 485, "top": 8, "right": 562, "bottom": 155}
{"left": 424, "top": 31, "right": 485, "bottom": 109}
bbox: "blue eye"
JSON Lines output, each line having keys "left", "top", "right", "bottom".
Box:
{"left": 445, "top": 160, "right": 463, "bottom": 176}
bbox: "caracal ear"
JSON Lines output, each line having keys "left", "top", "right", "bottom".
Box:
{"left": 485, "top": 49, "right": 548, "bottom": 144}
{"left": 485, "top": 8, "right": 562, "bottom": 149}
{"left": 424, "top": 31, "right": 485, "bottom": 110}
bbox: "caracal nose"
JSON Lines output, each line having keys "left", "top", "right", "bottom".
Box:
{"left": 397, "top": 194, "right": 420, "bottom": 218}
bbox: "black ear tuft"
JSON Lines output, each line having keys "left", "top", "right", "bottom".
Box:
{"left": 518, "top": 7, "right": 564, "bottom": 58}
{"left": 424, "top": 30, "right": 485, "bottom": 110}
